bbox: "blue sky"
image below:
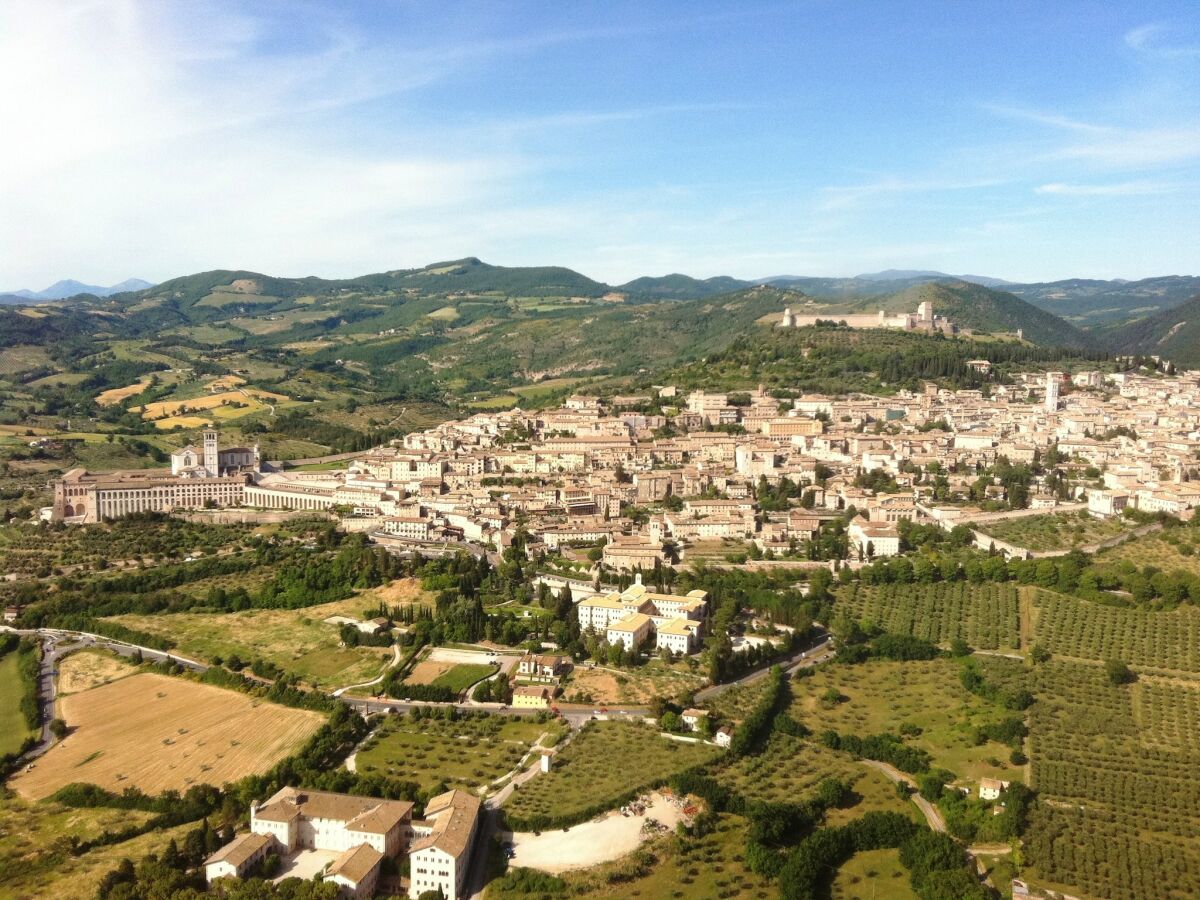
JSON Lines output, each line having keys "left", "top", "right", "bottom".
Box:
{"left": 2, "top": 0, "right": 1199, "bottom": 288}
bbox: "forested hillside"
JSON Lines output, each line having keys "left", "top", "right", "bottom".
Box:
{"left": 1103, "top": 293, "right": 1200, "bottom": 367}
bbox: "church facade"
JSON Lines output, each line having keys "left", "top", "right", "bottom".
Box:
{"left": 52, "top": 430, "right": 260, "bottom": 523}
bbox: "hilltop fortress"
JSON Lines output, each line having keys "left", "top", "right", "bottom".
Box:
{"left": 779, "top": 300, "right": 959, "bottom": 335}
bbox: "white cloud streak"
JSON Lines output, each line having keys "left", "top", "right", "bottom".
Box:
{"left": 1035, "top": 180, "right": 1175, "bottom": 196}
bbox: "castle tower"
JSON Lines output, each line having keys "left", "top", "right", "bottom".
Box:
{"left": 917, "top": 301, "right": 933, "bottom": 325}
{"left": 781, "top": 308, "right": 795, "bottom": 328}
{"left": 1045, "top": 373, "right": 1061, "bottom": 413}
{"left": 203, "top": 430, "right": 219, "bottom": 476}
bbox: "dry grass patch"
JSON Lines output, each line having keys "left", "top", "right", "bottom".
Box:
{"left": 106, "top": 596, "right": 395, "bottom": 688}
{"left": 561, "top": 661, "right": 703, "bottom": 706}
{"left": 361, "top": 577, "right": 435, "bottom": 607}
{"left": 406, "top": 659, "right": 456, "bottom": 685}
{"left": 0, "top": 794, "right": 194, "bottom": 900}
{"left": 57, "top": 649, "right": 137, "bottom": 695}
{"left": 10, "top": 673, "right": 323, "bottom": 800}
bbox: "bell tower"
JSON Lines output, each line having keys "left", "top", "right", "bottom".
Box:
{"left": 203, "top": 430, "right": 219, "bottom": 476}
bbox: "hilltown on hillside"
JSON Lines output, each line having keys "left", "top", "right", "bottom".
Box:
{"left": 48, "top": 367, "right": 1200, "bottom": 574}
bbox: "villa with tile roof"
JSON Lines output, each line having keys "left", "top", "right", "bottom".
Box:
{"left": 576, "top": 576, "right": 708, "bottom": 654}
{"left": 409, "top": 789, "right": 483, "bottom": 900}
{"left": 205, "top": 786, "right": 416, "bottom": 898}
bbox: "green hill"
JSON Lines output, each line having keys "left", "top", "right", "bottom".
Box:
{"left": 617, "top": 273, "right": 753, "bottom": 300}
{"left": 1104, "top": 293, "right": 1200, "bottom": 366}
{"left": 1005, "top": 275, "right": 1200, "bottom": 325}
{"left": 878, "top": 282, "right": 1093, "bottom": 348}
{"left": 388, "top": 257, "right": 607, "bottom": 297}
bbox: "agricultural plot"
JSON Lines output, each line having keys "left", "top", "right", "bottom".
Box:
{"left": 788, "top": 658, "right": 1025, "bottom": 784}
{"left": 95, "top": 378, "right": 153, "bottom": 406}
{"left": 703, "top": 675, "right": 772, "bottom": 725}
{"left": 135, "top": 387, "right": 288, "bottom": 427}
{"left": 354, "top": 713, "right": 560, "bottom": 793}
{"left": 717, "top": 733, "right": 919, "bottom": 823}
{"left": 504, "top": 721, "right": 719, "bottom": 826}
{"left": 973, "top": 511, "right": 1139, "bottom": 552}
{"left": 0, "top": 344, "right": 52, "bottom": 376}
{"left": 1095, "top": 529, "right": 1200, "bottom": 576}
{"left": 834, "top": 582, "right": 1021, "bottom": 650}
{"left": 1032, "top": 590, "right": 1200, "bottom": 674}
{"left": 559, "top": 660, "right": 705, "bottom": 706}
{"left": 0, "top": 517, "right": 255, "bottom": 576}
{"left": 431, "top": 663, "right": 497, "bottom": 693}
{"left": 56, "top": 649, "right": 137, "bottom": 695}
{"left": 107, "top": 596, "right": 396, "bottom": 689}
{"left": 9, "top": 672, "right": 323, "bottom": 799}
{"left": 1024, "top": 659, "right": 1200, "bottom": 900}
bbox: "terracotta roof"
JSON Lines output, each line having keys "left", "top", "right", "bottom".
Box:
{"left": 255, "top": 787, "right": 412, "bottom": 831}
{"left": 409, "top": 789, "right": 482, "bottom": 860}
{"left": 326, "top": 843, "right": 384, "bottom": 884}
{"left": 205, "top": 831, "right": 273, "bottom": 868}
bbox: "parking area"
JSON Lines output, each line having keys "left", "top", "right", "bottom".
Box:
{"left": 505, "top": 791, "right": 686, "bottom": 873}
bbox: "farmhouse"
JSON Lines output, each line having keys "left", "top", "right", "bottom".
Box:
{"left": 517, "top": 653, "right": 568, "bottom": 681}
{"left": 979, "top": 778, "right": 1011, "bottom": 801}
{"left": 681, "top": 708, "right": 710, "bottom": 731}
{"left": 512, "top": 685, "right": 553, "bottom": 709}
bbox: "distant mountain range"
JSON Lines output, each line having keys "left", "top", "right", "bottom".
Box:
{"left": 0, "top": 278, "right": 153, "bottom": 303}
{"left": 6, "top": 258, "right": 1200, "bottom": 361}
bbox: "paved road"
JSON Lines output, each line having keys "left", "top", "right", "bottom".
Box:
{"left": 694, "top": 630, "right": 834, "bottom": 702}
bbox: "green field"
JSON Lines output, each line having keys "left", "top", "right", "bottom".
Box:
{"left": 107, "top": 596, "right": 395, "bottom": 689}
{"left": 831, "top": 848, "right": 919, "bottom": 900}
{"left": 834, "top": 582, "right": 1021, "bottom": 650}
{"left": 431, "top": 663, "right": 499, "bottom": 693}
{"left": 788, "top": 658, "right": 1025, "bottom": 784}
{"left": 504, "top": 721, "right": 720, "bottom": 828}
{"left": 0, "top": 652, "right": 36, "bottom": 756}
{"left": 716, "top": 733, "right": 922, "bottom": 824}
{"left": 355, "top": 713, "right": 561, "bottom": 793}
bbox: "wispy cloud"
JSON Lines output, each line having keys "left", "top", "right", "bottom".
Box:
{"left": 983, "top": 104, "right": 1113, "bottom": 134}
{"left": 1035, "top": 180, "right": 1176, "bottom": 197}
{"left": 1125, "top": 22, "right": 1200, "bottom": 59}
{"left": 982, "top": 103, "right": 1200, "bottom": 170}
{"left": 818, "top": 176, "right": 1005, "bottom": 212}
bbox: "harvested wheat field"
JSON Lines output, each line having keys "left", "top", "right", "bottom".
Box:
{"left": 10, "top": 673, "right": 323, "bottom": 800}
{"left": 95, "top": 379, "right": 151, "bottom": 406}
{"left": 57, "top": 650, "right": 136, "bottom": 695}
{"left": 405, "top": 659, "right": 456, "bottom": 685}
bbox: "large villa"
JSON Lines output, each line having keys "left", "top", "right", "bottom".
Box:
{"left": 205, "top": 786, "right": 481, "bottom": 899}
